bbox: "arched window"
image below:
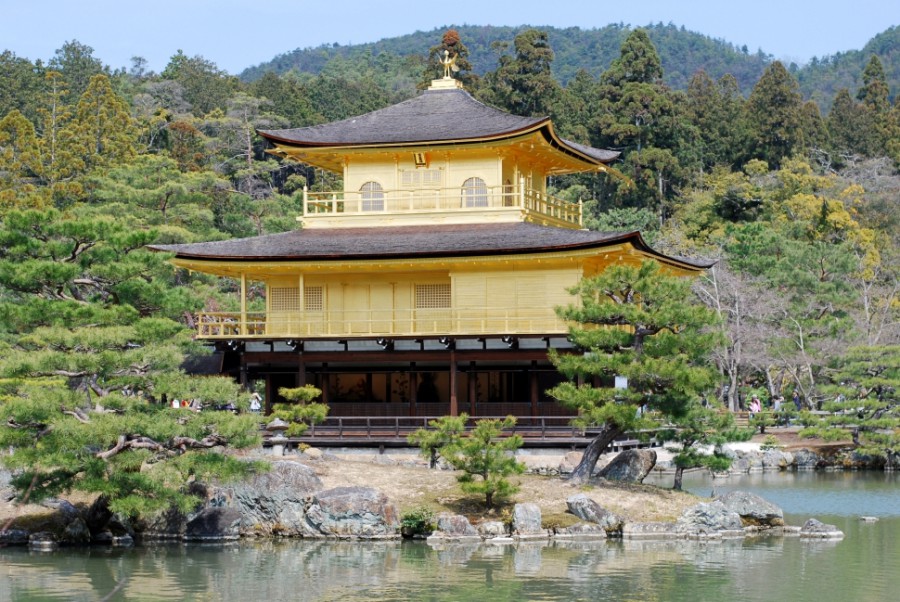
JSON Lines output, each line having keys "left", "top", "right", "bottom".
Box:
{"left": 360, "top": 181, "right": 384, "bottom": 211}
{"left": 461, "top": 177, "right": 488, "bottom": 207}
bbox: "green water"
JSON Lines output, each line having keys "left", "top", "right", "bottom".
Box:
{"left": 2, "top": 472, "right": 897, "bottom": 602}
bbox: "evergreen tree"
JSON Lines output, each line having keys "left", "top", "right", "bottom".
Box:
{"left": 0, "top": 110, "right": 45, "bottom": 211}
{"left": 440, "top": 416, "right": 524, "bottom": 508}
{"left": 662, "top": 399, "right": 751, "bottom": 490}
{"left": 161, "top": 50, "right": 237, "bottom": 117}
{"left": 0, "top": 207, "right": 262, "bottom": 516}
{"left": 408, "top": 413, "right": 468, "bottom": 469}
{"left": 64, "top": 74, "right": 138, "bottom": 173}
{"left": 827, "top": 88, "right": 869, "bottom": 156}
{"left": 685, "top": 70, "right": 744, "bottom": 169}
{"left": 271, "top": 385, "right": 327, "bottom": 437}
{"left": 48, "top": 40, "right": 107, "bottom": 101}
{"left": 478, "top": 29, "right": 561, "bottom": 118}
{"left": 549, "top": 261, "right": 720, "bottom": 484}
{"left": 0, "top": 51, "right": 46, "bottom": 124}
{"left": 745, "top": 61, "right": 804, "bottom": 167}
{"left": 800, "top": 345, "right": 899, "bottom": 468}
{"left": 857, "top": 55, "right": 890, "bottom": 113}
{"left": 593, "top": 30, "right": 683, "bottom": 218}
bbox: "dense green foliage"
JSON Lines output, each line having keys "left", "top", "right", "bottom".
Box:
{"left": 549, "top": 261, "right": 722, "bottom": 480}
{"left": 239, "top": 23, "right": 899, "bottom": 110}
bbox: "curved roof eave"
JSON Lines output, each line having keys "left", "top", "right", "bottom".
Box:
{"left": 149, "top": 226, "right": 714, "bottom": 271}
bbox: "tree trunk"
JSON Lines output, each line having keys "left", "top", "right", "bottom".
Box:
{"left": 673, "top": 466, "right": 685, "bottom": 491}
{"left": 568, "top": 423, "right": 625, "bottom": 485}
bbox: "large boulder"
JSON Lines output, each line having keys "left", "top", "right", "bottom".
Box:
{"left": 793, "top": 449, "right": 824, "bottom": 470}
{"left": 761, "top": 450, "right": 793, "bottom": 470}
{"left": 554, "top": 522, "right": 607, "bottom": 538}
{"left": 433, "top": 513, "right": 479, "bottom": 538}
{"left": 566, "top": 494, "right": 623, "bottom": 533}
{"left": 213, "top": 461, "right": 324, "bottom": 537}
{"left": 511, "top": 503, "right": 543, "bottom": 536}
{"left": 304, "top": 486, "right": 399, "bottom": 539}
{"left": 622, "top": 521, "right": 678, "bottom": 540}
{"left": 184, "top": 507, "right": 242, "bottom": 541}
{"left": 597, "top": 449, "right": 656, "bottom": 483}
{"left": 477, "top": 520, "right": 508, "bottom": 538}
{"left": 0, "top": 529, "right": 30, "bottom": 545}
{"left": 676, "top": 501, "right": 744, "bottom": 535}
{"left": 717, "top": 491, "right": 784, "bottom": 527}
{"left": 61, "top": 517, "right": 92, "bottom": 545}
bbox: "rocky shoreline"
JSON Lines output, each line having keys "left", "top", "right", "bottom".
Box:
{"left": 2, "top": 441, "right": 866, "bottom": 549}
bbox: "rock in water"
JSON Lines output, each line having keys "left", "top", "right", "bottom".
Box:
{"left": 716, "top": 490, "right": 785, "bottom": 527}
{"left": 676, "top": 501, "right": 744, "bottom": 535}
{"left": 566, "top": 494, "right": 623, "bottom": 533}
{"left": 512, "top": 503, "right": 543, "bottom": 535}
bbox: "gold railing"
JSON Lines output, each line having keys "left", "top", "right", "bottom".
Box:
{"left": 303, "top": 184, "right": 582, "bottom": 226}
{"left": 196, "top": 307, "right": 568, "bottom": 339}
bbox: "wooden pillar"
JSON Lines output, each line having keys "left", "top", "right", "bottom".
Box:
{"left": 449, "top": 350, "right": 458, "bottom": 417}
{"left": 530, "top": 361, "right": 539, "bottom": 417}
{"left": 240, "top": 273, "right": 247, "bottom": 336}
{"left": 321, "top": 364, "right": 329, "bottom": 406}
{"left": 297, "top": 354, "right": 306, "bottom": 387}
{"left": 468, "top": 361, "right": 477, "bottom": 416}
{"left": 409, "top": 364, "right": 418, "bottom": 417}
{"left": 239, "top": 355, "right": 248, "bottom": 388}
{"left": 264, "top": 373, "right": 273, "bottom": 416}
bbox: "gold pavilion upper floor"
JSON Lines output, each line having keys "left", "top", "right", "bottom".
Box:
{"left": 151, "top": 77, "right": 712, "bottom": 342}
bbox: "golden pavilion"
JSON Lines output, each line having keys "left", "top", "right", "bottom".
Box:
{"left": 153, "top": 72, "right": 710, "bottom": 424}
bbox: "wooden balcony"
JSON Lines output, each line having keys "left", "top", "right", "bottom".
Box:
{"left": 302, "top": 183, "right": 582, "bottom": 229}
{"left": 196, "top": 307, "right": 568, "bottom": 339}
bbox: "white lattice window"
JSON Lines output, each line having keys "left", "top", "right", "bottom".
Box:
{"left": 304, "top": 286, "right": 324, "bottom": 311}
{"left": 269, "top": 287, "right": 300, "bottom": 312}
{"left": 415, "top": 284, "right": 451, "bottom": 309}
{"left": 401, "top": 168, "right": 443, "bottom": 188}
{"left": 461, "top": 177, "right": 488, "bottom": 207}
{"left": 360, "top": 181, "right": 384, "bottom": 211}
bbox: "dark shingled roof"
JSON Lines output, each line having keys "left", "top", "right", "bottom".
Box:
{"left": 150, "top": 222, "right": 714, "bottom": 269}
{"left": 258, "top": 88, "right": 619, "bottom": 163}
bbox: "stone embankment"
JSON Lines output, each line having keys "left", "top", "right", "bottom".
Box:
{"left": 1, "top": 442, "right": 856, "bottom": 548}
{"left": 427, "top": 489, "right": 842, "bottom": 543}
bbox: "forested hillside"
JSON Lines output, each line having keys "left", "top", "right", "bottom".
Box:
{"left": 0, "top": 28, "right": 897, "bottom": 507}
{"left": 240, "top": 23, "right": 900, "bottom": 109}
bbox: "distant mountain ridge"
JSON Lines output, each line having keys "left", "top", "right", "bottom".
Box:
{"left": 240, "top": 23, "right": 900, "bottom": 110}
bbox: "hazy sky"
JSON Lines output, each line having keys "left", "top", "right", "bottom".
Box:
{"left": 3, "top": 0, "right": 897, "bottom": 75}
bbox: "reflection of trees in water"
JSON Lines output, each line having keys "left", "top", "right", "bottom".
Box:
{"left": 0, "top": 529, "right": 870, "bottom": 601}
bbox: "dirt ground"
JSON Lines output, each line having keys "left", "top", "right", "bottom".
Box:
{"left": 308, "top": 452, "right": 699, "bottom": 526}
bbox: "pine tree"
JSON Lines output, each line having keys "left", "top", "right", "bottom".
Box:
{"left": 440, "top": 416, "right": 524, "bottom": 508}
{"left": 799, "top": 345, "right": 899, "bottom": 468}
{"left": 549, "top": 261, "right": 720, "bottom": 484}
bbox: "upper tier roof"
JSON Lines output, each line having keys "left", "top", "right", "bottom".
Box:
{"left": 258, "top": 87, "right": 618, "bottom": 164}
{"left": 150, "top": 222, "right": 713, "bottom": 270}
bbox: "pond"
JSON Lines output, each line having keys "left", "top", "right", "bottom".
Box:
{"left": 1, "top": 471, "right": 897, "bottom": 601}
